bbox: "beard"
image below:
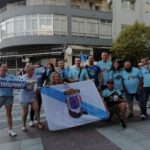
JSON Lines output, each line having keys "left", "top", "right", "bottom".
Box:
{"left": 125, "top": 68, "right": 132, "bottom": 72}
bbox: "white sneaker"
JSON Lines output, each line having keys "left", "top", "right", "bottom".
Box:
{"left": 8, "top": 130, "right": 17, "bottom": 137}
{"left": 140, "top": 114, "right": 147, "bottom": 120}
{"left": 22, "top": 126, "right": 28, "bottom": 132}
{"left": 29, "top": 121, "right": 34, "bottom": 127}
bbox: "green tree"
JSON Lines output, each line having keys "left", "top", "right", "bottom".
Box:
{"left": 111, "top": 22, "right": 150, "bottom": 65}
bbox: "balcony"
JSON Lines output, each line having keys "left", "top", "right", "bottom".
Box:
{"left": 71, "top": 0, "right": 112, "bottom": 12}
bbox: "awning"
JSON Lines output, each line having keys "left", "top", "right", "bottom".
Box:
{"left": 0, "top": 51, "right": 64, "bottom": 59}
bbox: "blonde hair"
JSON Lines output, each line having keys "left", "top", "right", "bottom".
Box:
{"left": 50, "top": 72, "right": 61, "bottom": 84}
{"left": 24, "top": 64, "right": 35, "bottom": 73}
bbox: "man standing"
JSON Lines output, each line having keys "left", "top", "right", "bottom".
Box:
{"left": 122, "top": 61, "right": 142, "bottom": 118}
{"left": 68, "top": 57, "right": 82, "bottom": 82}
{"left": 140, "top": 57, "right": 150, "bottom": 120}
{"left": 97, "top": 51, "right": 112, "bottom": 89}
{"left": 55, "top": 60, "right": 69, "bottom": 82}
{"left": 80, "top": 55, "right": 102, "bottom": 91}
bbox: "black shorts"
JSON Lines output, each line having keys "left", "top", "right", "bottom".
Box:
{"left": 109, "top": 105, "right": 119, "bottom": 115}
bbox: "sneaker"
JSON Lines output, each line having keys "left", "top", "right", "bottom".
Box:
{"left": 120, "top": 120, "right": 127, "bottom": 128}
{"left": 128, "top": 112, "right": 134, "bottom": 118}
{"left": 29, "top": 121, "right": 34, "bottom": 127}
{"left": 145, "top": 114, "right": 149, "bottom": 118}
{"left": 147, "top": 104, "right": 150, "bottom": 108}
{"left": 8, "top": 130, "right": 17, "bottom": 137}
{"left": 22, "top": 126, "right": 28, "bottom": 132}
{"left": 140, "top": 114, "right": 147, "bottom": 121}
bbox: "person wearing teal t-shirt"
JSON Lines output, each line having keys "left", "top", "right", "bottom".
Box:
{"left": 122, "top": 61, "right": 142, "bottom": 118}
{"left": 55, "top": 60, "right": 69, "bottom": 82}
{"left": 97, "top": 51, "right": 112, "bottom": 89}
{"left": 80, "top": 55, "right": 102, "bottom": 91}
{"left": 102, "top": 79, "right": 127, "bottom": 128}
{"left": 140, "top": 58, "right": 150, "bottom": 120}
{"left": 68, "top": 57, "right": 82, "bottom": 82}
{"left": 0, "top": 62, "right": 17, "bottom": 137}
{"left": 109, "top": 60, "right": 123, "bottom": 92}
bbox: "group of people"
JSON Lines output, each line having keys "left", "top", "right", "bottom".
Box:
{"left": 0, "top": 51, "right": 150, "bottom": 136}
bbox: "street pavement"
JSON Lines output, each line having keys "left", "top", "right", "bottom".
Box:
{"left": 0, "top": 91, "right": 150, "bottom": 150}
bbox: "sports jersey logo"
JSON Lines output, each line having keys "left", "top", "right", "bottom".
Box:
{"left": 128, "top": 76, "right": 136, "bottom": 80}
{"left": 115, "top": 75, "right": 122, "bottom": 80}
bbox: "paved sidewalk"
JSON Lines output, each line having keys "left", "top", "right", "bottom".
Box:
{"left": 97, "top": 120, "right": 150, "bottom": 150}
{"left": 0, "top": 122, "right": 121, "bottom": 150}
{"left": 1, "top": 92, "right": 150, "bottom": 150}
{"left": 0, "top": 91, "right": 120, "bottom": 150}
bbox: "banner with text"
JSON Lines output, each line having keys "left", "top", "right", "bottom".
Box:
{"left": 0, "top": 78, "right": 26, "bottom": 89}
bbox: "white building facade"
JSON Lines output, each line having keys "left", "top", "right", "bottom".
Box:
{"left": 112, "top": 0, "right": 150, "bottom": 39}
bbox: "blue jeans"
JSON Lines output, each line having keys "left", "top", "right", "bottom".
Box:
{"left": 140, "top": 87, "right": 150, "bottom": 115}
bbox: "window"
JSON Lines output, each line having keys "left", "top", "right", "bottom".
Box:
{"left": 0, "top": 13, "right": 67, "bottom": 42}
{"left": 14, "top": 16, "right": 25, "bottom": 36}
{"left": 39, "top": 14, "right": 53, "bottom": 35}
{"left": 121, "top": 24, "right": 130, "bottom": 30}
{"left": 72, "top": 17, "right": 85, "bottom": 36}
{"left": 6, "top": 18, "right": 14, "bottom": 38}
{"left": 122, "top": 0, "right": 135, "bottom": 10}
{"left": 72, "top": 16, "right": 112, "bottom": 39}
{"left": 107, "top": 20, "right": 112, "bottom": 39}
{"left": 86, "top": 18, "right": 99, "bottom": 37}
{"left": 27, "top": 0, "right": 66, "bottom": 6}
{"left": 99, "top": 19, "right": 112, "bottom": 39}
{"left": 27, "top": 0, "right": 43, "bottom": 5}
{"left": 31, "top": 15, "right": 38, "bottom": 35}
{"left": 71, "top": 0, "right": 81, "bottom": 8}
{"left": 145, "top": 2, "right": 150, "bottom": 13}
{"left": 26, "top": 15, "right": 32, "bottom": 35}
{"left": 0, "top": 21, "right": 6, "bottom": 40}
{"left": 53, "top": 15, "right": 67, "bottom": 35}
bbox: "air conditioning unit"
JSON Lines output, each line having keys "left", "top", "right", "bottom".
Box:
{"left": 22, "top": 57, "right": 30, "bottom": 62}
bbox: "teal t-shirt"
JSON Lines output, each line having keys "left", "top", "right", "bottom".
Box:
{"left": 109, "top": 70, "right": 123, "bottom": 91}
{"left": 68, "top": 66, "right": 81, "bottom": 81}
{"left": 140, "top": 64, "right": 150, "bottom": 87}
{"left": 121, "top": 67, "right": 142, "bottom": 93}
{"left": 97, "top": 60, "right": 112, "bottom": 86}
{"left": 102, "top": 88, "right": 123, "bottom": 105}
{"left": 80, "top": 65, "right": 101, "bottom": 87}
{"left": 0, "top": 73, "right": 17, "bottom": 96}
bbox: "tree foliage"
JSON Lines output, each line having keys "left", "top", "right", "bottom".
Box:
{"left": 111, "top": 22, "right": 150, "bottom": 65}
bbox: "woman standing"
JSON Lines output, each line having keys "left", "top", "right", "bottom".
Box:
{"left": 0, "top": 62, "right": 17, "bottom": 136}
{"left": 19, "top": 64, "right": 41, "bottom": 131}
{"left": 109, "top": 61, "right": 124, "bottom": 92}
{"left": 44, "top": 63, "right": 55, "bottom": 85}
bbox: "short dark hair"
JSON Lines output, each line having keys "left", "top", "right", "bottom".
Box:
{"left": 124, "top": 60, "right": 131, "bottom": 65}
{"left": 101, "top": 51, "right": 110, "bottom": 55}
{"left": 88, "top": 55, "right": 94, "bottom": 59}
{"left": 0, "top": 62, "right": 6, "bottom": 67}
{"left": 107, "top": 79, "right": 114, "bottom": 84}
